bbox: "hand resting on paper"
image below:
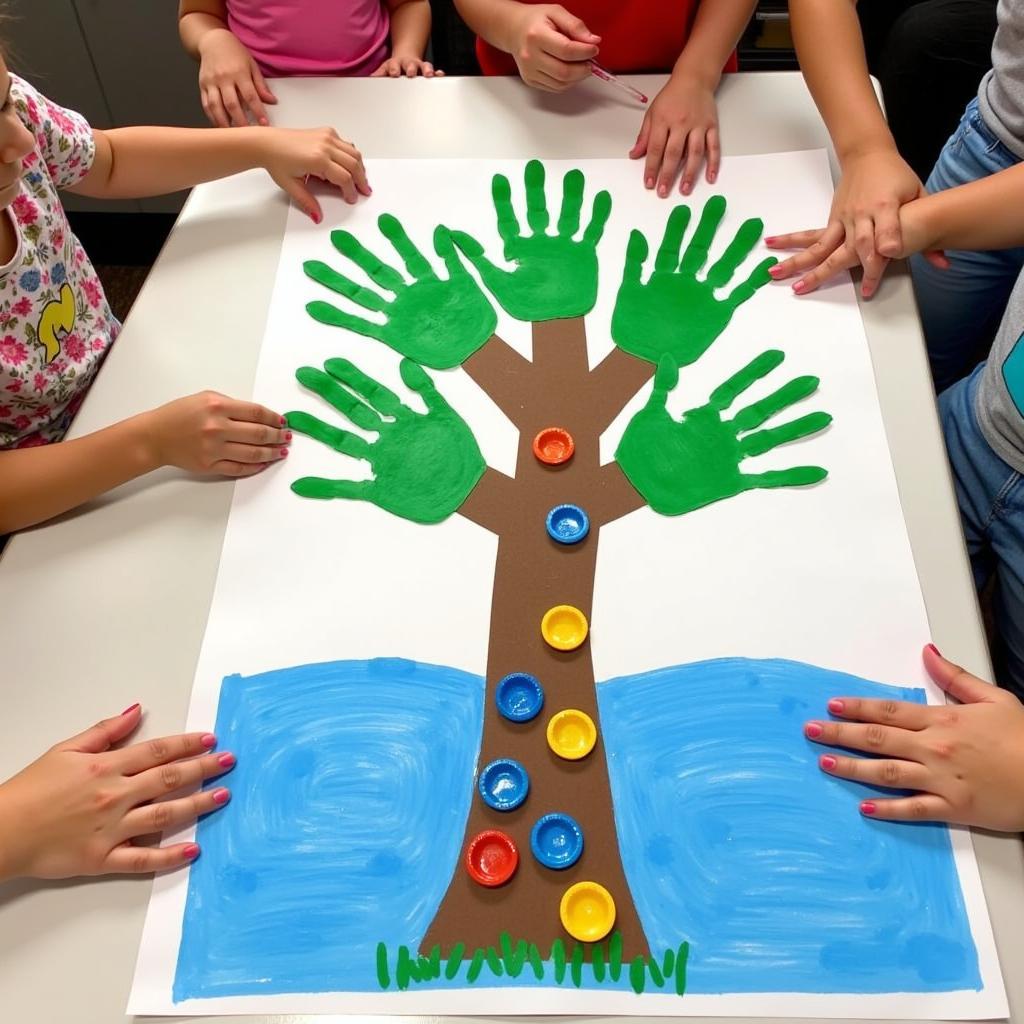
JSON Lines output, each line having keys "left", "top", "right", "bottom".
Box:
{"left": 804, "top": 645, "right": 1024, "bottom": 831}
{"left": 0, "top": 705, "right": 234, "bottom": 881}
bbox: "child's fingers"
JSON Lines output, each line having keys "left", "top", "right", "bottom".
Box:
{"left": 370, "top": 63, "right": 387, "bottom": 77}
{"left": 404, "top": 60, "right": 420, "bottom": 78}
{"left": 643, "top": 123, "right": 669, "bottom": 192}
{"left": 679, "top": 127, "right": 706, "bottom": 197}
{"left": 804, "top": 718, "right": 921, "bottom": 759}
{"left": 57, "top": 705, "right": 142, "bottom": 755}
{"left": 767, "top": 223, "right": 844, "bottom": 281}
{"left": 103, "top": 841, "right": 200, "bottom": 875}
{"left": 218, "top": 441, "right": 289, "bottom": 464}
{"left": 859, "top": 794, "right": 954, "bottom": 823}
{"left": 792, "top": 243, "right": 860, "bottom": 294}
{"left": 239, "top": 79, "right": 269, "bottom": 127}
{"left": 656, "top": 128, "right": 685, "bottom": 199}
{"left": 119, "top": 787, "right": 230, "bottom": 842}
{"left": 765, "top": 228, "right": 825, "bottom": 251}
{"left": 223, "top": 419, "right": 290, "bottom": 447}
{"left": 214, "top": 460, "right": 271, "bottom": 478}
{"left": 705, "top": 126, "right": 720, "bottom": 184}
{"left": 629, "top": 111, "right": 651, "bottom": 160}
{"left": 819, "top": 752, "right": 931, "bottom": 792}
{"left": 203, "top": 88, "right": 230, "bottom": 129}
{"left": 251, "top": 64, "right": 278, "bottom": 104}
{"left": 825, "top": 695, "right": 932, "bottom": 730}
{"left": 220, "top": 83, "right": 249, "bottom": 128}
{"left": 224, "top": 398, "right": 287, "bottom": 430}
{"left": 328, "top": 148, "right": 370, "bottom": 200}
{"left": 116, "top": 731, "right": 218, "bottom": 775}
{"left": 422, "top": 61, "right": 435, "bottom": 77}
{"left": 130, "top": 750, "right": 235, "bottom": 804}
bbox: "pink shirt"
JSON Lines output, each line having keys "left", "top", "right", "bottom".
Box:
{"left": 227, "top": 0, "right": 391, "bottom": 77}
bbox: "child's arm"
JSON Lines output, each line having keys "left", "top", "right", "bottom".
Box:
{"left": 179, "top": 0, "right": 277, "bottom": 127}
{"left": 0, "top": 393, "right": 288, "bottom": 535}
{"left": 767, "top": 0, "right": 928, "bottom": 297}
{"left": 804, "top": 646, "right": 1024, "bottom": 830}
{"left": 629, "top": 0, "right": 755, "bottom": 197}
{"left": 70, "top": 124, "right": 369, "bottom": 221}
{"left": 0, "top": 705, "right": 233, "bottom": 881}
{"left": 454, "top": 0, "right": 600, "bottom": 91}
{"left": 372, "top": 0, "right": 442, "bottom": 78}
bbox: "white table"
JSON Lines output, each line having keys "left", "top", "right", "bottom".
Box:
{"left": 1, "top": 72, "right": 1021, "bottom": 1024}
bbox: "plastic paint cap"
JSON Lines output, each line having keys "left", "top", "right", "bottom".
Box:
{"left": 495, "top": 672, "right": 545, "bottom": 723}
{"left": 541, "top": 605, "right": 588, "bottom": 651}
{"left": 465, "top": 830, "right": 519, "bottom": 887}
{"left": 546, "top": 503, "right": 590, "bottom": 545}
{"left": 533, "top": 427, "right": 575, "bottom": 466}
{"left": 560, "top": 881, "right": 616, "bottom": 943}
{"left": 546, "top": 708, "right": 597, "bottom": 760}
{"left": 477, "top": 757, "right": 530, "bottom": 812}
{"left": 530, "top": 812, "right": 584, "bottom": 870}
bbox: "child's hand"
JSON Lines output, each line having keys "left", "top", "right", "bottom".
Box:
{"left": 766, "top": 147, "right": 942, "bottom": 298}
{"left": 804, "top": 645, "right": 1024, "bottom": 830}
{"left": 259, "top": 127, "right": 371, "bottom": 217}
{"left": 508, "top": 4, "right": 601, "bottom": 92}
{"left": 630, "top": 72, "right": 719, "bottom": 198}
{"left": 143, "top": 392, "right": 290, "bottom": 477}
{"left": 0, "top": 705, "right": 234, "bottom": 880}
{"left": 197, "top": 27, "right": 277, "bottom": 128}
{"left": 371, "top": 55, "right": 444, "bottom": 78}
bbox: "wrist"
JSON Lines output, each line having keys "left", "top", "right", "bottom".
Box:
{"left": 0, "top": 785, "right": 27, "bottom": 883}
{"left": 197, "top": 25, "right": 236, "bottom": 60}
{"left": 670, "top": 58, "right": 720, "bottom": 92}
{"left": 837, "top": 131, "right": 898, "bottom": 167}
{"left": 128, "top": 410, "right": 170, "bottom": 474}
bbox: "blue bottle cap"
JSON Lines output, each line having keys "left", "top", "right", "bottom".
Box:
{"left": 495, "top": 672, "right": 544, "bottom": 723}
{"left": 546, "top": 503, "right": 590, "bottom": 545}
{"left": 478, "top": 758, "right": 530, "bottom": 812}
{"left": 530, "top": 812, "right": 584, "bottom": 870}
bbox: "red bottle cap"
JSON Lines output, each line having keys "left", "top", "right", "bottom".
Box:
{"left": 533, "top": 427, "right": 575, "bottom": 466}
{"left": 465, "top": 829, "right": 519, "bottom": 887}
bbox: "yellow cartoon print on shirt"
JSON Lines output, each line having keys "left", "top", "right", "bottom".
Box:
{"left": 36, "top": 282, "right": 76, "bottom": 364}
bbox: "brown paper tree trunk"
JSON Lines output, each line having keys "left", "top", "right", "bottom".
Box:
{"left": 423, "top": 316, "right": 654, "bottom": 958}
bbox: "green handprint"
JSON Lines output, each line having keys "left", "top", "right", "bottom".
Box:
{"left": 615, "top": 351, "right": 832, "bottom": 516}
{"left": 287, "top": 357, "right": 485, "bottom": 524}
{"left": 304, "top": 213, "right": 497, "bottom": 370}
{"left": 449, "top": 159, "right": 612, "bottom": 321}
{"left": 611, "top": 196, "right": 777, "bottom": 367}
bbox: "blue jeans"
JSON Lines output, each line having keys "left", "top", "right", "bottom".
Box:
{"left": 911, "top": 97, "right": 1024, "bottom": 392}
{"left": 940, "top": 365, "right": 1024, "bottom": 698}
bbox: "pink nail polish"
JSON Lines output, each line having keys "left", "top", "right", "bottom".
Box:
{"left": 201, "top": 733, "right": 217, "bottom": 749}
{"left": 820, "top": 755, "right": 837, "bottom": 770}
{"left": 212, "top": 787, "right": 231, "bottom": 805}
{"left": 860, "top": 801, "right": 877, "bottom": 816}
{"left": 805, "top": 722, "right": 823, "bottom": 739}
{"left": 827, "top": 698, "right": 844, "bottom": 715}
{"left": 280, "top": 447, "right": 289, "bottom": 457}
{"left": 183, "top": 843, "right": 201, "bottom": 859}
{"left": 279, "top": 416, "right": 286, "bottom": 426}
{"left": 926, "top": 642, "right": 941, "bottom": 658}
{"left": 682, "top": 182, "right": 692, "bottom": 196}
{"left": 645, "top": 177, "right": 654, "bottom": 189}
{"left": 121, "top": 702, "right": 140, "bottom": 716}
{"left": 658, "top": 185, "right": 668, "bottom": 198}
{"left": 218, "top": 752, "right": 236, "bottom": 768}
{"left": 764, "top": 235, "right": 777, "bottom": 244}
{"left": 768, "top": 265, "right": 782, "bottom": 277}
{"left": 793, "top": 281, "right": 807, "bottom": 295}
{"left": 285, "top": 430, "right": 293, "bottom": 441}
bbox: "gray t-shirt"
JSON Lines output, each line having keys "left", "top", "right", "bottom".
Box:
{"left": 977, "top": 268, "right": 1024, "bottom": 470}
{"left": 978, "top": 0, "right": 1024, "bottom": 159}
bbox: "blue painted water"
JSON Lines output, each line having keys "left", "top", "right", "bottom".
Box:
{"left": 597, "top": 657, "right": 981, "bottom": 993}
{"left": 173, "top": 657, "right": 485, "bottom": 1000}
{"left": 174, "top": 656, "right": 979, "bottom": 999}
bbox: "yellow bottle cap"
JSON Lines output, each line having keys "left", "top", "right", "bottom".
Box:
{"left": 560, "top": 881, "right": 616, "bottom": 943}
{"left": 541, "top": 604, "right": 588, "bottom": 651}
{"left": 546, "top": 708, "right": 597, "bottom": 760}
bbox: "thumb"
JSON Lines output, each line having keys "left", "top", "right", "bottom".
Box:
{"left": 547, "top": 7, "right": 601, "bottom": 44}
{"left": 251, "top": 64, "right": 278, "bottom": 104}
{"left": 58, "top": 704, "right": 142, "bottom": 753}
{"left": 923, "top": 644, "right": 999, "bottom": 704}
{"left": 274, "top": 172, "right": 322, "bottom": 224}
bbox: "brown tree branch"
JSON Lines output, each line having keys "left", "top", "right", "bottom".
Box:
{"left": 587, "top": 346, "right": 654, "bottom": 435}
{"left": 591, "top": 460, "right": 647, "bottom": 528}
{"left": 462, "top": 333, "right": 535, "bottom": 428}
{"left": 457, "top": 467, "right": 518, "bottom": 535}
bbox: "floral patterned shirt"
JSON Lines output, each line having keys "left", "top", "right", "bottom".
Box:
{"left": 0, "top": 75, "right": 118, "bottom": 449}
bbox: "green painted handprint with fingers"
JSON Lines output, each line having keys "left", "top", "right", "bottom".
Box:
{"left": 304, "top": 214, "right": 497, "bottom": 370}
{"left": 612, "top": 196, "right": 777, "bottom": 367}
{"left": 287, "top": 357, "right": 485, "bottom": 524}
{"left": 615, "top": 351, "right": 832, "bottom": 516}
{"left": 448, "top": 159, "right": 612, "bottom": 321}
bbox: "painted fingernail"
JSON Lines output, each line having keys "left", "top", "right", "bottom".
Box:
{"left": 645, "top": 177, "right": 654, "bottom": 189}
{"left": 279, "top": 416, "right": 286, "bottom": 426}
{"left": 121, "top": 702, "right": 141, "bottom": 716}
{"left": 183, "top": 843, "right": 201, "bottom": 859}
{"left": 820, "top": 755, "right": 837, "bottom": 770}
{"left": 682, "top": 182, "right": 693, "bottom": 195}
{"left": 658, "top": 185, "right": 668, "bottom": 198}
{"left": 279, "top": 447, "right": 289, "bottom": 457}
{"left": 793, "top": 281, "right": 808, "bottom": 294}
{"left": 201, "top": 733, "right": 217, "bottom": 749}
{"left": 217, "top": 752, "right": 236, "bottom": 768}
{"left": 768, "top": 265, "right": 782, "bottom": 277}
{"left": 285, "top": 430, "right": 293, "bottom": 441}
{"left": 827, "top": 698, "right": 844, "bottom": 714}
{"left": 764, "top": 235, "right": 777, "bottom": 244}
{"left": 805, "top": 722, "right": 823, "bottom": 739}
{"left": 926, "top": 642, "right": 942, "bottom": 657}
{"left": 212, "top": 787, "right": 231, "bottom": 805}
{"left": 860, "top": 801, "right": 877, "bottom": 816}
{"left": 708, "top": 171, "right": 717, "bottom": 183}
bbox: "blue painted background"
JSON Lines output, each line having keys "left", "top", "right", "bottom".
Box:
{"left": 597, "top": 657, "right": 980, "bottom": 993}
{"left": 173, "top": 657, "right": 485, "bottom": 1000}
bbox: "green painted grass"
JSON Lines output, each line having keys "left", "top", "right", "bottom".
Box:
{"left": 376, "top": 931, "right": 689, "bottom": 996}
